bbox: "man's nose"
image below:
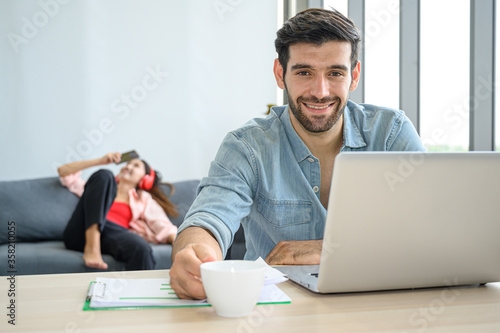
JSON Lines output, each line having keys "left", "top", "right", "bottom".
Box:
{"left": 309, "top": 76, "right": 330, "bottom": 100}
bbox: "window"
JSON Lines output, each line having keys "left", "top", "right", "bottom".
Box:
{"left": 364, "top": 0, "right": 400, "bottom": 109}
{"left": 419, "top": 0, "right": 470, "bottom": 151}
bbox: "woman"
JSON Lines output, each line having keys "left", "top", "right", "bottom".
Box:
{"left": 58, "top": 152, "right": 178, "bottom": 270}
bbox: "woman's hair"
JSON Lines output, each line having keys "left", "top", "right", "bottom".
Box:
{"left": 141, "top": 160, "right": 179, "bottom": 218}
{"left": 275, "top": 8, "right": 361, "bottom": 76}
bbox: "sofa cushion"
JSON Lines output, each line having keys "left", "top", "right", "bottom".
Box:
{"left": 0, "top": 177, "right": 79, "bottom": 245}
{"left": 0, "top": 241, "right": 173, "bottom": 275}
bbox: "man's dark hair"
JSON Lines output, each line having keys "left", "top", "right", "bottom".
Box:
{"left": 275, "top": 8, "right": 361, "bottom": 76}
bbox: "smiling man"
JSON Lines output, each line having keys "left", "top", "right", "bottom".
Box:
{"left": 170, "top": 8, "right": 425, "bottom": 299}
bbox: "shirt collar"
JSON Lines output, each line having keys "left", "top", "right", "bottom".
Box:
{"left": 342, "top": 101, "right": 367, "bottom": 149}
{"left": 277, "top": 105, "right": 314, "bottom": 163}
{"left": 276, "top": 101, "right": 367, "bottom": 162}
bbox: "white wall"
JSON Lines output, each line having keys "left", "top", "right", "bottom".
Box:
{"left": 0, "top": 0, "right": 278, "bottom": 181}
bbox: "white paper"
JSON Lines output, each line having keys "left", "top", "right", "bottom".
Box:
{"left": 258, "top": 284, "right": 292, "bottom": 304}
{"left": 256, "top": 257, "right": 289, "bottom": 286}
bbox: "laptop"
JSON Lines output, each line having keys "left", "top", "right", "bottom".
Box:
{"left": 277, "top": 152, "right": 500, "bottom": 293}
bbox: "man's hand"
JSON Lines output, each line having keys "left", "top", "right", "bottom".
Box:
{"left": 169, "top": 227, "right": 222, "bottom": 299}
{"left": 265, "top": 240, "right": 322, "bottom": 265}
{"left": 170, "top": 244, "right": 218, "bottom": 299}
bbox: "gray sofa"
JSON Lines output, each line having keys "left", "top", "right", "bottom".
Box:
{"left": 0, "top": 176, "right": 246, "bottom": 276}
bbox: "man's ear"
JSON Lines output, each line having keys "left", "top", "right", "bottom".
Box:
{"left": 273, "top": 58, "right": 286, "bottom": 90}
{"left": 349, "top": 60, "right": 361, "bottom": 92}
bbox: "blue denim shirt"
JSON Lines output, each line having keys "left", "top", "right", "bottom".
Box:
{"left": 178, "top": 100, "right": 426, "bottom": 260}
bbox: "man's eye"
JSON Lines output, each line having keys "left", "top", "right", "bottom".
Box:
{"left": 297, "top": 71, "right": 310, "bottom": 76}
{"left": 330, "top": 72, "right": 343, "bottom": 77}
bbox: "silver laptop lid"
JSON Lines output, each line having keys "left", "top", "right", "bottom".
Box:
{"left": 317, "top": 152, "right": 500, "bottom": 293}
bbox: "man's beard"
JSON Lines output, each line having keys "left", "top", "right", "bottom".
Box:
{"left": 286, "top": 87, "right": 348, "bottom": 133}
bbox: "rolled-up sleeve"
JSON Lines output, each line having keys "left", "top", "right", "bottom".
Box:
{"left": 177, "top": 132, "right": 257, "bottom": 257}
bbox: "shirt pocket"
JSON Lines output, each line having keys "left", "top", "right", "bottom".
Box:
{"left": 256, "top": 194, "right": 313, "bottom": 241}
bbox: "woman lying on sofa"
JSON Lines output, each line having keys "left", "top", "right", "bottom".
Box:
{"left": 57, "top": 152, "right": 178, "bottom": 270}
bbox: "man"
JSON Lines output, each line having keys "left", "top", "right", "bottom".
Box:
{"left": 170, "top": 8, "right": 425, "bottom": 299}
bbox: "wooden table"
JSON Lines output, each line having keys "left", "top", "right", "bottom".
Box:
{"left": 2, "top": 269, "right": 500, "bottom": 332}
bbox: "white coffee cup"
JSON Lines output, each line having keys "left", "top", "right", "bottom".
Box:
{"left": 200, "top": 260, "right": 266, "bottom": 317}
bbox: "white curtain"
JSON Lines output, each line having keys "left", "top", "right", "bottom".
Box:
{"left": 0, "top": 0, "right": 278, "bottom": 181}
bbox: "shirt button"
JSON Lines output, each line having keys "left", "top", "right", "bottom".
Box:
{"left": 313, "top": 186, "right": 319, "bottom": 193}
{"left": 307, "top": 157, "right": 315, "bottom": 163}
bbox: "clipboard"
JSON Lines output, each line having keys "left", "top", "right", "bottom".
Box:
{"left": 83, "top": 278, "right": 210, "bottom": 311}
{"left": 83, "top": 281, "right": 211, "bottom": 310}
{"left": 83, "top": 259, "right": 291, "bottom": 311}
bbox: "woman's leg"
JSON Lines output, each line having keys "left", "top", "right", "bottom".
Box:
{"left": 63, "top": 169, "right": 117, "bottom": 269}
{"left": 101, "top": 222, "right": 156, "bottom": 270}
{"left": 83, "top": 223, "right": 108, "bottom": 269}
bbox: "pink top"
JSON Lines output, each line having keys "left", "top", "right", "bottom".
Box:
{"left": 60, "top": 171, "right": 178, "bottom": 243}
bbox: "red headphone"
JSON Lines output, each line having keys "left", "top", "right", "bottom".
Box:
{"left": 115, "top": 168, "right": 156, "bottom": 191}
{"left": 138, "top": 168, "right": 156, "bottom": 191}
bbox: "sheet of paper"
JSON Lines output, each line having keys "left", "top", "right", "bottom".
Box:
{"left": 258, "top": 284, "right": 291, "bottom": 304}
{"left": 256, "top": 257, "right": 289, "bottom": 286}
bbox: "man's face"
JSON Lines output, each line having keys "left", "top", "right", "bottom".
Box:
{"left": 274, "top": 41, "right": 360, "bottom": 134}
